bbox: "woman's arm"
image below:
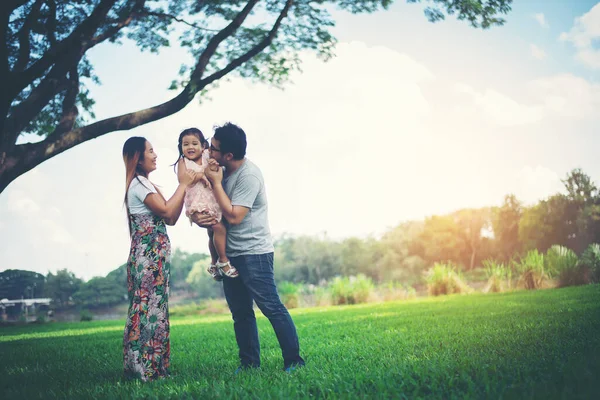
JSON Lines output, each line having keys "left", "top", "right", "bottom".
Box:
{"left": 143, "top": 163, "right": 197, "bottom": 225}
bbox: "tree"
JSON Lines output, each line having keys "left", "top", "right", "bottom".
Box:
{"left": 170, "top": 248, "right": 208, "bottom": 291}
{"left": 563, "top": 168, "right": 598, "bottom": 205}
{"left": 411, "top": 209, "right": 493, "bottom": 270}
{"left": 492, "top": 194, "right": 522, "bottom": 261}
{"left": 185, "top": 254, "right": 223, "bottom": 300}
{"left": 562, "top": 168, "right": 600, "bottom": 253}
{"left": 44, "top": 268, "right": 82, "bottom": 308}
{"left": 414, "top": 214, "right": 464, "bottom": 266}
{"left": 274, "top": 235, "right": 341, "bottom": 284}
{"left": 519, "top": 195, "right": 569, "bottom": 254}
{"left": 73, "top": 276, "right": 126, "bottom": 308}
{"left": 0, "top": 0, "right": 513, "bottom": 192}
{"left": 453, "top": 208, "right": 491, "bottom": 270}
{"left": 378, "top": 220, "right": 427, "bottom": 284}
{"left": 0, "top": 269, "right": 45, "bottom": 299}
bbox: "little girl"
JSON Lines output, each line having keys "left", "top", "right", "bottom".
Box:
{"left": 175, "top": 128, "right": 238, "bottom": 280}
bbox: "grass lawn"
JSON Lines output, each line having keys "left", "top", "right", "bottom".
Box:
{"left": 1, "top": 285, "right": 599, "bottom": 399}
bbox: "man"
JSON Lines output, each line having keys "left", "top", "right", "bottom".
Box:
{"left": 191, "top": 122, "right": 305, "bottom": 373}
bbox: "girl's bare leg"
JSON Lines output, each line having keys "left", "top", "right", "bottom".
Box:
{"left": 207, "top": 228, "right": 218, "bottom": 265}
{"left": 212, "top": 221, "right": 234, "bottom": 273}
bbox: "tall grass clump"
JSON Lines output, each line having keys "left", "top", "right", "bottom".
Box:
{"left": 329, "top": 274, "right": 374, "bottom": 305}
{"left": 580, "top": 243, "right": 600, "bottom": 284}
{"left": 378, "top": 281, "right": 417, "bottom": 301}
{"left": 514, "top": 250, "right": 547, "bottom": 290}
{"left": 277, "top": 281, "right": 302, "bottom": 309}
{"left": 545, "top": 245, "right": 584, "bottom": 287}
{"left": 482, "top": 259, "right": 512, "bottom": 293}
{"left": 425, "top": 263, "right": 470, "bottom": 296}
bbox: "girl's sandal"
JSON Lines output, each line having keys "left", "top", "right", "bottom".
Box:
{"left": 216, "top": 260, "right": 239, "bottom": 278}
{"left": 206, "top": 264, "right": 223, "bottom": 281}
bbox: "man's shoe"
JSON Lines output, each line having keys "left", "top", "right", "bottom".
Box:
{"left": 234, "top": 365, "right": 259, "bottom": 375}
{"left": 283, "top": 363, "right": 304, "bottom": 374}
{"left": 234, "top": 366, "right": 245, "bottom": 375}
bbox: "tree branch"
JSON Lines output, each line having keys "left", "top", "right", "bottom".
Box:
{"left": 5, "top": 0, "right": 144, "bottom": 147}
{"left": 189, "top": 0, "right": 261, "bottom": 84}
{"left": 1, "top": 0, "right": 294, "bottom": 192}
{"left": 88, "top": 13, "right": 136, "bottom": 46}
{"left": 46, "top": 0, "right": 57, "bottom": 47}
{"left": 13, "top": 0, "right": 44, "bottom": 72}
{"left": 4, "top": 52, "right": 77, "bottom": 146}
{"left": 53, "top": 66, "right": 80, "bottom": 137}
{"left": 139, "top": 10, "right": 220, "bottom": 32}
{"left": 89, "top": 0, "right": 146, "bottom": 46}
{"left": 4, "top": 0, "right": 30, "bottom": 14}
{"left": 1, "top": 3, "right": 16, "bottom": 154}
{"left": 198, "top": 0, "right": 294, "bottom": 88}
{"left": 9, "top": 0, "right": 119, "bottom": 99}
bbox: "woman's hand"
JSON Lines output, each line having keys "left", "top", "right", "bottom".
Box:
{"left": 190, "top": 211, "right": 218, "bottom": 228}
{"left": 179, "top": 169, "right": 197, "bottom": 187}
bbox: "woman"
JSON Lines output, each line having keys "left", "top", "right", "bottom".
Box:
{"left": 122, "top": 136, "right": 198, "bottom": 382}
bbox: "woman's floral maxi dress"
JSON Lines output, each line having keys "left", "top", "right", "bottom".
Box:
{"left": 123, "top": 213, "right": 171, "bottom": 382}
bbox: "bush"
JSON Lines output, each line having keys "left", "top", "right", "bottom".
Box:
{"left": 277, "top": 281, "right": 301, "bottom": 309}
{"left": 545, "top": 245, "right": 584, "bottom": 287}
{"left": 482, "top": 259, "right": 512, "bottom": 293}
{"left": 313, "top": 286, "right": 331, "bottom": 307}
{"left": 425, "top": 263, "right": 470, "bottom": 296}
{"left": 580, "top": 243, "right": 600, "bottom": 284}
{"left": 378, "top": 282, "right": 417, "bottom": 301}
{"left": 514, "top": 250, "right": 546, "bottom": 290}
{"left": 329, "top": 274, "right": 374, "bottom": 305}
{"left": 80, "top": 309, "right": 93, "bottom": 322}
{"left": 170, "top": 299, "right": 229, "bottom": 317}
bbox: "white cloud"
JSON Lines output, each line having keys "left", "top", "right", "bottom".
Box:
{"left": 529, "top": 73, "right": 600, "bottom": 119}
{"left": 7, "top": 190, "right": 41, "bottom": 215}
{"left": 514, "top": 166, "right": 564, "bottom": 205}
{"left": 560, "top": 3, "right": 600, "bottom": 69}
{"left": 453, "top": 72, "right": 600, "bottom": 125}
{"left": 454, "top": 83, "right": 544, "bottom": 126}
{"left": 40, "top": 218, "right": 74, "bottom": 245}
{"left": 530, "top": 44, "right": 547, "bottom": 60}
{"left": 533, "top": 13, "right": 549, "bottom": 28}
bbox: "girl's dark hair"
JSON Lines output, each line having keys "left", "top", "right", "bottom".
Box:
{"left": 172, "top": 128, "right": 208, "bottom": 172}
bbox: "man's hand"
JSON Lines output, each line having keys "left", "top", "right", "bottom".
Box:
{"left": 190, "top": 211, "right": 218, "bottom": 228}
{"left": 205, "top": 159, "right": 223, "bottom": 185}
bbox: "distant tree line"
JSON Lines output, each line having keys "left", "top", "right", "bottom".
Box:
{"left": 2, "top": 168, "right": 598, "bottom": 311}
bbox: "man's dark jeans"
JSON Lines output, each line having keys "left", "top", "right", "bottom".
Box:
{"left": 223, "top": 252, "right": 305, "bottom": 369}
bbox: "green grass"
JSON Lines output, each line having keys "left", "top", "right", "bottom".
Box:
{"left": 1, "top": 285, "right": 599, "bottom": 399}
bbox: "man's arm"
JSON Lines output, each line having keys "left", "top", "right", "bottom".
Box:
{"left": 204, "top": 161, "right": 256, "bottom": 226}
{"left": 211, "top": 181, "right": 250, "bottom": 225}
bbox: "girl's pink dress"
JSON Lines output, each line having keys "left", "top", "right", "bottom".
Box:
{"left": 183, "top": 150, "right": 222, "bottom": 222}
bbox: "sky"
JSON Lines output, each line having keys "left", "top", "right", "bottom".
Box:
{"left": 2, "top": 1, "right": 600, "bottom": 281}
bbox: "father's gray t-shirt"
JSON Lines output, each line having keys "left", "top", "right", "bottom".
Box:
{"left": 222, "top": 159, "right": 274, "bottom": 257}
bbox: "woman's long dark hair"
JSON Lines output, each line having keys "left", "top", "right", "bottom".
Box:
{"left": 171, "top": 128, "right": 208, "bottom": 172}
{"left": 122, "top": 136, "right": 151, "bottom": 235}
